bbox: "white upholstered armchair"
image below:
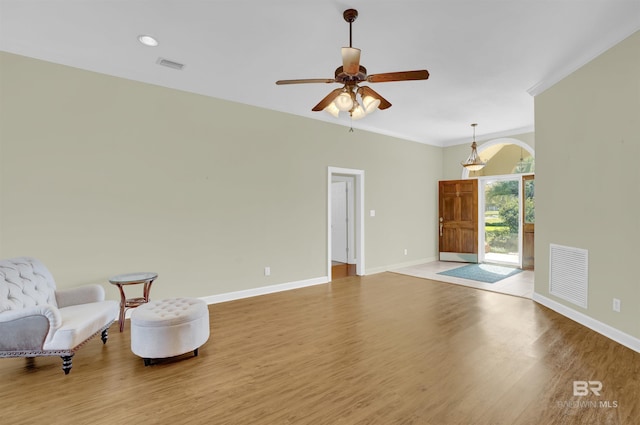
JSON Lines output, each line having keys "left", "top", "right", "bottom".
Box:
{"left": 0, "top": 257, "right": 118, "bottom": 374}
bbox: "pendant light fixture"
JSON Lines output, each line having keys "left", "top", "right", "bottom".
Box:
{"left": 461, "top": 123, "right": 486, "bottom": 171}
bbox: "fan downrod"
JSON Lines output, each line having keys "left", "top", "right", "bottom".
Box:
{"left": 343, "top": 9, "right": 358, "bottom": 23}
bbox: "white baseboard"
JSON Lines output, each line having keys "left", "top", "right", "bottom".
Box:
{"left": 122, "top": 276, "right": 329, "bottom": 320}
{"left": 201, "top": 276, "right": 330, "bottom": 305}
{"left": 200, "top": 257, "right": 436, "bottom": 305}
{"left": 366, "top": 257, "right": 437, "bottom": 275}
{"left": 533, "top": 292, "right": 640, "bottom": 353}
{"left": 125, "top": 259, "right": 437, "bottom": 320}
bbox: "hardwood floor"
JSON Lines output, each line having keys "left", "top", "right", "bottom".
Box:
{"left": 332, "top": 261, "right": 357, "bottom": 279}
{"left": 1, "top": 273, "right": 638, "bottom": 424}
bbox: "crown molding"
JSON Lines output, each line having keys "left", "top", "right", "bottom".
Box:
{"left": 441, "top": 125, "right": 535, "bottom": 148}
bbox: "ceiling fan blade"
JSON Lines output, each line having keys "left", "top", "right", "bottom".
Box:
{"left": 358, "top": 86, "right": 392, "bottom": 110}
{"left": 366, "top": 70, "right": 430, "bottom": 83}
{"left": 276, "top": 78, "right": 336, "bottom": 85}
{"left": 341, "top": 47, "right": 361, "bottom": 76}
{"left": 312, "top": 88, "right": 344, "bottom": 112}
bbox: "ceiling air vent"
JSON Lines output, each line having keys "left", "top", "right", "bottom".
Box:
{"left": 156, "top": 57, "right": 185, "bottom": 70}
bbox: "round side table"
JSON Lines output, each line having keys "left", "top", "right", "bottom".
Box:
{"left": 109, "top": 272, "right": 158, "bottom": 332}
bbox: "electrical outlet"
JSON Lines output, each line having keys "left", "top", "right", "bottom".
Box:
{"left": 404, "top": 249, "right": 408, "bottom": 256}
{"left": 264, "top": 266, "right": 271, "bottom": 277}
{"left": 612, "top": 298, "right": 621, "bottom": 312}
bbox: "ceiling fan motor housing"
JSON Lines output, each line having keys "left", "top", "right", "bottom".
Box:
{"left": 335, "top": 65, "right": 368, "bottom": 83}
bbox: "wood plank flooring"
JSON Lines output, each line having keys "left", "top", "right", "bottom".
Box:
{"left": 332, "top": 261, "right": 357, "bottom": 279}
{"left": 1, "top": 272, "right": 638, "bottom": 424}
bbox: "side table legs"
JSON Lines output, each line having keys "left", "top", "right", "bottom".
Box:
{"left": 115, "top": 284, "right": 128, "bottom": 332}
{"left": 109, "top": 272, "right": 158, "bottom": 332}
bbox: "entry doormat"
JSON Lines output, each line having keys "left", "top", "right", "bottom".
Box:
{"left": 437, "top": 264, "right": 522, "bottom": 284}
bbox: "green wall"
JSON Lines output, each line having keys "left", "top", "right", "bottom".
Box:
{"left": 535, "top": 31, "right": 640, "bottom": 340}
{"left": 0, "top": 52, "right": 442, "bottom": 300}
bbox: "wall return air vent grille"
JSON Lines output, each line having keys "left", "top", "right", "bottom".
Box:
{"left": 549, "top": 243, "right": 588, "bottom": 308}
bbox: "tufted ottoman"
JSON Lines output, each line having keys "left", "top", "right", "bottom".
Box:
{"left": 130, "top": 298, "right": 209, "bottom": 366}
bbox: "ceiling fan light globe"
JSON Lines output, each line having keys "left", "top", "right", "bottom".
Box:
{"left": 335, "top": 92, "right": 354, "bottom": 112}
{"left": 350, "top": 104, "right": 366, "bottom": 120}
{"left": 323, "top": 102, "right": 340, "bottom": 118}
{"left": 362, "top": 95, "right": 381, "bottom": 114}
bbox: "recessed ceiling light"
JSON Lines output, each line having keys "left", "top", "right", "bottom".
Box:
{"left": 138, "top": 35, "right": 159, "bottom": 47}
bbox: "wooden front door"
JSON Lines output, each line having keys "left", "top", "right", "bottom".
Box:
{"left": 522, "top": 175, "right": 535, "bottom": 269}
{"left": 439, "top": 179, "right": 479, "bottom": 262}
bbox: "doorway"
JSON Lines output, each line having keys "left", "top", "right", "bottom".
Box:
{"left": 477, "top": 174, "right": 534, "bottom": 268}
{"left": 439, "top": 174, "right": 534, "bottom": 269}
{"left": 460, "top": 138, "right": 535, "bottom": 270}
{"left": 331, "top": 178, "right": 355, "bottom": 278}
{"left": 480, "top": 177, "right": 521, "bottom": 266}
{"left": 328, "top": 167, "right": 364, "bottom": 280}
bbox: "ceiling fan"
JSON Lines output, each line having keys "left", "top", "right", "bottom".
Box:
{"left": 275, "top": 9, "right": 429, "bottom": 120}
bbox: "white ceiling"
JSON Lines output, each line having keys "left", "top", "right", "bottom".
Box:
{"left": 1, "top": 0, "right": 639, "bottom": 147}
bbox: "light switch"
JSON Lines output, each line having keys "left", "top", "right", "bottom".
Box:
{"left": 370, "top": 210, "right": 376, "bottom": 217}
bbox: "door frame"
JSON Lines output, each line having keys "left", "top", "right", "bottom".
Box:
{"left": 328, "top": 167, "right": 364, "bottom": 279}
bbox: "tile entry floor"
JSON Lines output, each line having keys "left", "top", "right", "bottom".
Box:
{"left": 393, "top": 261, "right": 534, "bottom": 299}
